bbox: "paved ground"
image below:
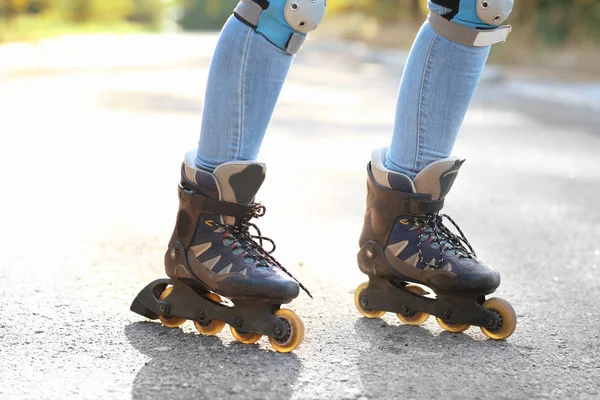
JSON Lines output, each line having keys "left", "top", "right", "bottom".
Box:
{"left": 1, "top": 34, "right": 599, "bottom": 400}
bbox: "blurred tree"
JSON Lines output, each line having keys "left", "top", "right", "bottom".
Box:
{"left": 325, "top": 0, "right": 600, "bottom": 45}
{"left": 25, "top": 0, "right": 45, "bottom": 13}
{"left": 48, "top": 0, "right": 89, "bottom": 22}
{"left": 10, "top": 0, "right": 28, "bottom": 11}
{"left": 178, "top": 0, "right": 238, "bottom": 30}
{"left": 2, "top": 0, "right": 28, "bottom": 24}
{"left": 1, "top": 0, "right": 598, "bottom": 46}
{"left": 127, "top": 0, "right": 164, "bottom": 26}
{"left": 89, "top": 0, "right": 133, "bottom": 22}
{"left": 2, "top": 1, "right": 12, "bottom": 24}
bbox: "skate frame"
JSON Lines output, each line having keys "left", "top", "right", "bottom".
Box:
{"left": 130, "top": 278, "right": 289, "bottom": 339}
{"left": 359, "top": 277, "right": 500, "bottom": 329}
{"left": 357, "top": 241, "right": 502, "bottom": 330}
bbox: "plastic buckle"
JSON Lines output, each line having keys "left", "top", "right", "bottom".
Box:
{"left": 473, "top": 25, "right": 512, "bottom": 46}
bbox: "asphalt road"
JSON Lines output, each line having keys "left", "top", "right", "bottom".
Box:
{"left": 1, "top": 34, "right": 599, "bottom": 400}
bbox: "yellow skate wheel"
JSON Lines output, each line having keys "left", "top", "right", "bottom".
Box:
{"left": 193, "top": 292, "right": 226, "bottom": 336}
{"left": 230, "top": 326, "right": 262, "bottom": 344}
{"left": 480, "top": 297, "right": 517, "bottom": 340}
{"left": 354, "top": 282, "right": 385, "bottom": 319}
{"left": 396, "top": 284, "right": 430, "bottom": 326}
{"left": 158, "top": 286, "right": 187, "bottom": 328}
{"left": 436, "top": 317, "right": 470, "bottom": 333}
{"left": 268, "top": 309, "right": 304, "bottom": 353}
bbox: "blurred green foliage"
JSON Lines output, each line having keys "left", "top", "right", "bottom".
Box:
{"left": 178, "top": 0, "right": 238, "bottom": 30}
{"left": 533, "top": 0, "right": 600, "bottom": 44}
{"left": 327, "top": 0, "right": 600, "bottom": 45}
{"left": 175, "top": 0, "right": 600, "bottom": 45}
{"left": 0, "top": 0, "right": 164, "bottom": 28}
{"left": 1, "top": 0, "right": 599, "bottom": 46}
{"left": 0, "top": 0, "right": 167, "bottom": 42}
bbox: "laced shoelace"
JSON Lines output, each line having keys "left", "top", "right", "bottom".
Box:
{"left": 216, "top": 203, "right": 313, "bottom": 298}
{"left": 415, "top": 213, "right": 477, "bottom": 268}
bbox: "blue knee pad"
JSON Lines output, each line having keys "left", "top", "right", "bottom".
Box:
{"left": 257, "top": 0, "right": 303, "bottom": 51}
{"left": 453, "top": 0, "right": 514, "bottom": 29}
{"left": 234, "top": 0, "right": 326, "bottom": 54}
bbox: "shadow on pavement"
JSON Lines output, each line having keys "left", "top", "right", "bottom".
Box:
{"left": 353, "top": 317, "right": 529, "bottom": 398}
{"left": 125, "top": 322, "right": 302, "bottom": 400}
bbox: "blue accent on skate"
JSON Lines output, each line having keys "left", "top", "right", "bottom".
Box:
{"left": 192, "top": 215, "right": 248, "bottom": 274}
{"left": 387, "top": 216, "right": 482, "bottom": 272}
{"left": 388, "top": 218, "right": 415, "bottom": 243}
{"left": 396, "top": 240, "right": 421, "bottom": 265}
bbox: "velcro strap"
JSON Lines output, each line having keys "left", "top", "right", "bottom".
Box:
{"left": 399, "top": 197, "right": 445, "bottom": 215}
{"left": 368, "top": 169, "right": 445, "bottom": 216}
{"left": 179, "top": 186, "right": 254, "bottom": 218}
{"left": 428, "top": 12, "right": 511, "bottom": 47}
{"left": 234, "top": 0, "right": 262, "bottom": 26}
{"left": 286, "top": 33, "right": 307, "bottom": 54}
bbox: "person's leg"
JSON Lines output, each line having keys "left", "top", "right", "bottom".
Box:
{"left": 129, "top": 1, "right": 326, "bottom": 353}
{"left": 355, "top": 1, "right": 518, "bottom": 340}
{"left": 195, "top": 0, "right": 326, "bottom": 172}
{"left": 194, "top": 16, "right": 292, "bottom": 171}
{"left": 386, "top": 0, "right": 513, "bottom": 178}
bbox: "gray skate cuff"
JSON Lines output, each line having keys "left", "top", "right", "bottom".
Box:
{"left": 428, "top": 12, "right": 511, "bottom": 47}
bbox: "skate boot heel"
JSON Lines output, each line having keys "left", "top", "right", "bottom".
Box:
{"left": 357, "top": 241, "right": 399, "bottom": 280}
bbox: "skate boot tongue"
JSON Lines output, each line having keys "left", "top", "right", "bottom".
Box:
{"left": 213, "top": 161, "right": 266, "bottom": 225}
{"left": 181, "top": 152, "right": 267, "bottom": 224}
{"left": 213, "top": 162, "right": 266, "bottom": 204}
{"left": 409, "top": 158, "right": 474, "bottom": 259}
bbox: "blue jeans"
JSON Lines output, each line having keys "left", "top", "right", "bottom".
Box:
{"left": 195, "top": 2, "right": 491, "bottom": 179}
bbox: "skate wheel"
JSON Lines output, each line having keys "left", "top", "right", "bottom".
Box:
{"left": 396, "top": 284, "right": 430, "bottom": 326}
{"left": 193, "top": 292, "right": 226, "bottom": 336}
{"left": 158, "top": 286, "right": 187, "bottom": 328}
{"left": 268, "top": 309, "right": 304, "bottom": 353}
{"left": 354, "top": 282, "right": 385, "bottom": 319}
{"left": 436, "top": 317, "right": 470, "bottom": 333}
{"left": 480, "top": 297, "right": 517, "bottom": 340}
{"left": 230, "top": 326, "right": 262, "bottom": 344}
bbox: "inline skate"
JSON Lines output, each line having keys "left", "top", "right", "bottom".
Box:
{"left": 354, "top": 148, "right": 516, "bottom": 340}
{"left": 131, "top": 152, "right": 310, "bottom": 353}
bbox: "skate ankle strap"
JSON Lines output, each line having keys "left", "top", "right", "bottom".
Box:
{"left": 397, "top": 196, "right": 445, "bottom": 215}
{"left": 378, "top": 189, "right": 444, "bottom": 215}
{"left": 178, "top": 185, "right": 255, "bottom": 219}
{"left": 368, "top": 173, "right": 445, "bottom": 215}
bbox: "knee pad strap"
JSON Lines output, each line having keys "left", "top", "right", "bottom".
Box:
{"left": 430, "top": 0, "right": 513, "bottom": 46}
{"left": 428, "top": 12, "right": 511, "bottom": 47}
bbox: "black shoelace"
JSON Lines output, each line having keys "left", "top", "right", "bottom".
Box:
{"left": 216, "top": 204, "right": 313, "bottom": 298}
{"left": 415, "top": 213, "right": 477, "bottom": 268}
